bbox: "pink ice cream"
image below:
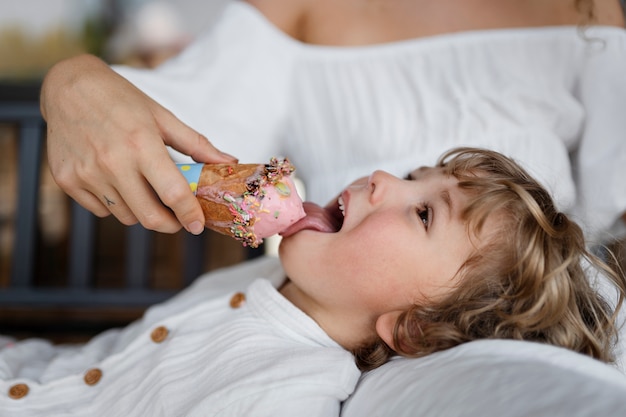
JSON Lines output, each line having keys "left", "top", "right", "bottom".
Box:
{"left": 250, "top": 176, "right": 306, "bottom": 239}
{"left": 189, "top": 158, "right": 305, "bottom": 248}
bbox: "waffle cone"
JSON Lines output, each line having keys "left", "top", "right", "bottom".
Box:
{"left": 196, "top": 163, "right": 265, "bottom": 237}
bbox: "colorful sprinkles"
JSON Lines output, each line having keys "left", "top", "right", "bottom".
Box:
{"left": 223, "top": 157, "right": 295, "bottom": 248}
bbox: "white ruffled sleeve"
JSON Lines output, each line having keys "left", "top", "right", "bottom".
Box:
{"left": 112, "top": 2, "right": 297, "bottom": 163}
{"left": 573, "top": 29, "right": 626, "bottom": 243}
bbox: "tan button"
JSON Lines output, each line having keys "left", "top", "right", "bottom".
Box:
{"left": 151, "top": 326, "right": 169, "bottom": 343}
{"left": 8, "top": 383, "right": 29, "bottom": 399}
{"left": 230, "top": 292, "right": 246, "bottom": 308}
{"left": 84, "top": 368, "right": 103, "bottom": 386}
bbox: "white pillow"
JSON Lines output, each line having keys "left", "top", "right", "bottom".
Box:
{"left": 341, "top": 339, "right": 626, "bottom": 417}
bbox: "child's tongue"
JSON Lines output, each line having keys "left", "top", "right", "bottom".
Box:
{"left": 279, "top": 202, "right": 341, "bottom": 237}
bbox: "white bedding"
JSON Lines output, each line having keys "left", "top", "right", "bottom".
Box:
{"left": 342, "top": 339, "right": 626, "bottom": 417}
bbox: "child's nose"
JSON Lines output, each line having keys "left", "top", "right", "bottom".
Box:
{"left": 367, "top": 170, "right": 400, "bottom": 205}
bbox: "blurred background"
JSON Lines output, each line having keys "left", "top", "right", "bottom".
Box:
{"left": 0, "top": 0, "right": 250, "bottom": 341}
{"left": 0, "top": 0, "right": 229, "bottom": 76}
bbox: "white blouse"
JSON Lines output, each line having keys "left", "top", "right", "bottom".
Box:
{"left": 115, "top": 1, "right": 626, "bottom": 242}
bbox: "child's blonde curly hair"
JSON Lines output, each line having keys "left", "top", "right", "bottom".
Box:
{"left": 355, "top": 147, "right": 626, "bottom": 371}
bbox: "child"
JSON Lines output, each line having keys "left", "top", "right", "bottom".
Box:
{"left": 1, "top": 148, "right": 624, "bottom": 416}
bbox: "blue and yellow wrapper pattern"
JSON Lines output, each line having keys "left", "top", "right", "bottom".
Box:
{"left": 177, "top": 163, "right": 205, "bottom": 195}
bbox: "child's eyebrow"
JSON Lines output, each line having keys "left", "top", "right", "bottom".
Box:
{"left": 440, "top": 189, "right": 453, "bottom": 220}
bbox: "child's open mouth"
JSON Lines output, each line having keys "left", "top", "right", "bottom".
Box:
{"left": 279, "top": 195, "right": 345, "bottom": 237}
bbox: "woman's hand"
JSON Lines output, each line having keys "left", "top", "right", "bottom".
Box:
{"left": 40, "top": 54, "right": 237, "bottom": 234}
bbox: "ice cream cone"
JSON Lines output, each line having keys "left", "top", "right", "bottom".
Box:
{"left": 177, "top": 158, "right": 305, "bottom": 247}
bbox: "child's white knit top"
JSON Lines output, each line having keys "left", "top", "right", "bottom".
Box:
{"left": 0, "top": 258, "right": 359, "bottom": 416}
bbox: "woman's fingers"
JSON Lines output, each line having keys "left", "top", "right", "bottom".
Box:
{"left": 71, "top": 189, "right": 114, "bottom": 219}
{"left": 41, "top": 54, "right": 237, "bottom": 234}
{"left": 140, "top": 106, "right": 240, "bottom": 234}
{"left": 71, "top": 182, "right": 140, "bottom": 224}
{"left": 72, "top": 162, "right": 185, "bottom": 233}
{"left": 155, "top": 105, "right": 238, "bottom": 164}
{"left": 140, "top": 155, "right": 206, "bottom": 234}
{"left": 112, "top": 148, "right": 199, "bottom": 234}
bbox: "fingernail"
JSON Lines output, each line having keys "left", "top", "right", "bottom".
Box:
{"left": 219, "top": 151, "right": 238, "bottom": 162}
{"left": 188, "top": 221, "right": 204, "bottom": 235}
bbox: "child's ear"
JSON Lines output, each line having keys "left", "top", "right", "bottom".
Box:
{"left": 375, "top": 310, "right": 403, "bottom": 352}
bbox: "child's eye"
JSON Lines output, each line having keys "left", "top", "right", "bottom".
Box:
{"left": 417, "top": 205, "right": 431, "bottom": 229}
